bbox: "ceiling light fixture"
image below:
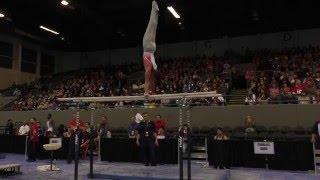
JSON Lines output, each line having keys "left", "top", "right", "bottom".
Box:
{"left": 167, "top": 6, "right": 180, "bottom": 19}
{"left": 40, "top": 25, "right": 60, "bottom": 35}
{"left": 0, "top": 12, "right": 5, "bottom": 18}
{"left": 61, "top": 0, "right": 69, "bottom": 6}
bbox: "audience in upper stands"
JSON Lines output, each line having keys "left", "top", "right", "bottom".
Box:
{"left": 244, "top": 91, "right": 257, "bottom": 105}
{"left": 247, "top": 46, "right": 320, "bottom": 104}
{"left": 1, "top": 45, "right": 320, "bottom": 109}
{"left": 2, "top": 55, "right": 232, "bottom": 111}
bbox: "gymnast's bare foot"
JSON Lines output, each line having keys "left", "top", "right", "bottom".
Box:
{"left": 144, "top": 92, "right": 150, "bottom": 99}
{"left": 152, "top": 1, "right": 159, "bottom": 12}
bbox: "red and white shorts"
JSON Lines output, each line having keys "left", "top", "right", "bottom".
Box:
{"left": 143, "top": 52, "right": 153, "bottom": 71}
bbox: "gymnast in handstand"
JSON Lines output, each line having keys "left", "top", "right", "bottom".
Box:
{"left": 142, "top": 0, "right": 159, "bottom": 95}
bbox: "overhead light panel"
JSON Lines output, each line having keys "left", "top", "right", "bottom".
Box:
{"left": 0, "top": 12, "right": 5, "bottom": 18}
{"left": 61, "top": 0, "right": 69, "bottom": 6}
{"left": 167, "top": 6, "right": 180, "bottom": 19}
{"left": 40, "top": 25, "right": 60, "bottom": 35}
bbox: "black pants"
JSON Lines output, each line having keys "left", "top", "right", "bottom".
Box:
{"left": 67, "top": 134, "right": 81, "bottom": 163}
{"left": 214, "top": 142, "right": 229, "bottom": 169}
{"left": 28, "top": 141, "right": 38, "bottom": 161}
{"left": 140, "top": 138, "right": 156, "bottom": 165}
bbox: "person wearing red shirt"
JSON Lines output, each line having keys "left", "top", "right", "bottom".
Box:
{"left": 269, "top": 83, "right": 281, "bottom": 103}
{"left": 67, "top": 113, "right": 85, "bottom": 164}
{"left": 69, "top": 113, "right": 85, "bottom": 132}
{"left": 291, "top": 80, "right": 305, "bottom": 95}
{"left": 155, "top": 115, "right": 166, "bottom": 136}
{"left": 27, "top": 118, "right": 40, "bottom": 162}
{"left": 282, "top": 83, "right": 291, "bottom": 94}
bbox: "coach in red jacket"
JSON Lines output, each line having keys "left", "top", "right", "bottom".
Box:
{"left": 27, "top": 118, "right": 40, "bottom": 162}
{"left": 67, "top": 113, "right": 85, "bottom": 164}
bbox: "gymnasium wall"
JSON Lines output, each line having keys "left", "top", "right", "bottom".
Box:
{"left": 0, "top": 104, "right": 319, "bottom": 129}
{"left": 0, "top": 33, "right": 59, "bottom": 89}
{"left": 0, "top": 68, "right": 39, "bottom": 89}
{"left": 58, "top": 28, "right": 320, "bottom": 72}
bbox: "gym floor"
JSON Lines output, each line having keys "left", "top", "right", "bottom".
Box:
{"left": 0, "top": 154, "right": 319, "bottom": 180}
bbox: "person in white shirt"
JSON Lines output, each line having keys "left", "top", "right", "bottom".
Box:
{"left": 18, "top": 121, "right": 30, "bottom": 135}
{"left": 245, "top": 91, "right": 257, "bottom": 105}
{"left": 46, "top": 113, "right": 55, "bottom": 133}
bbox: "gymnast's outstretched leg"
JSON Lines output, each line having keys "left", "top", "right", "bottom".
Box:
{"left": 143, "top": 0, "right": 159, "bottom": 95}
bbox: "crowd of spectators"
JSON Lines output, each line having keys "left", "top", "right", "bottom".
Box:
{"left": 4, "top": 56, "right": 232, "bottom": 111}
{"left": 245, "top": 46, "right": 320, "bottom": 105}
{"left": 4, "top": 46, "right": 320, "bottom": 109}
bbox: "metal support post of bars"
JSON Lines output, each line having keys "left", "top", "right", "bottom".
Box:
{"left": 178, "top": 101, "right": 184, "bottom": 180}
{"left": 186, "top": 104, "right": 191, "bottom": 180}
{"left": 89, "top": 107, "right": 95, "bottom": 178}
{"left": 74, "top": 103, "right": 80, "bottom": 180}
{"left": 178, "top": 98, "right": 192, "bottom": 180}
{"left": 25, "top": 135, "right": 28, "bottom": 160}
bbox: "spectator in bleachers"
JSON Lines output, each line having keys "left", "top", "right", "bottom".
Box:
{"left": 13, "top": 88, "right": 21, "bottom": 97}
{"left": 315, "top": 91, "right": 320, "bottom": 104}
{"left": 3, "top": 54, "right": 232, "bottom": 110}
{"left": 245, "top": 46, "right": 320, "bottom": 105}
{"left": 245, "top": 91, "right": 257, "bottom": 105}
{"left": 18, "top": 120, "right": 30, "bottom": 136}
{"left": 257, "top": 89, "right": 268, "bottom": 104}
{"left": 269, "top": 83, "right": 281, "bottom": 104}
{"left": 315, "top": 72, "right": 320, "bottom": 89}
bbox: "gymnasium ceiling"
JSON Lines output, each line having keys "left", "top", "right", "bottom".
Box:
{"left": 0, "top": 0, "right": 319, "bottom": 51}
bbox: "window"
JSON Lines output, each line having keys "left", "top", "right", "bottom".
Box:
{"left": 41, "top": 53, "right": 55, "bottom": 75}
{"left": 0, "top": 41, "right": 13, "bottom": 69}
{"left": 21, "top": 47, "right": 37, "bottom": 73}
